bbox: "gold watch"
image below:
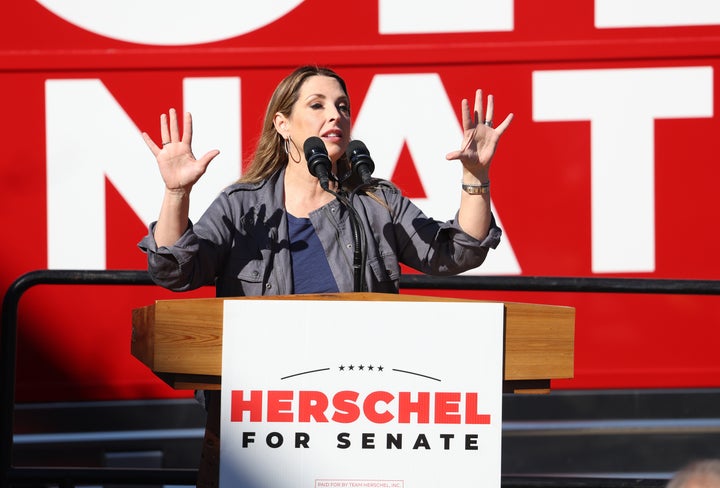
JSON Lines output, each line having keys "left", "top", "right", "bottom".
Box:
{"left": 462, "top": 182, "right": 490, "bottom": 195}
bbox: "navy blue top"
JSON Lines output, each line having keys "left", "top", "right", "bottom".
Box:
{"left": 287, "top": 213, "right": 340, "bottom": 294}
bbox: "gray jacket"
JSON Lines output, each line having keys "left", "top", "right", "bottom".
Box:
{"left": 138, "top": 168, "right": 501, "bottom": 297}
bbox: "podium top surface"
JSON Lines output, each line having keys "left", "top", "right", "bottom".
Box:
{"left": 131, "top": 292, "right": 574, "bottom": 393}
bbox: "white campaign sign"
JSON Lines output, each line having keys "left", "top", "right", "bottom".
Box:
{"left": 220, "top": 299, "right": 505, "bottom": 488}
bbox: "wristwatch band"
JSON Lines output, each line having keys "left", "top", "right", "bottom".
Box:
{"left": 462, "top": 182, "right": 490, "bottom": 195}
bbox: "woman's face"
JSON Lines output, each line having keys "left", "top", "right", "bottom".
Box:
{"left": 280, "top": 75, "right": 351, "bottom": 162}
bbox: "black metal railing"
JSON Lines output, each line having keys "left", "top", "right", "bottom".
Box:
{"left": 5, "top": 269, "right": 719, "bottom": 487}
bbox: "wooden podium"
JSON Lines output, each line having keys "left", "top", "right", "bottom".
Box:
{"left": 131, "top": 293, "right": 574, "bottom": 394}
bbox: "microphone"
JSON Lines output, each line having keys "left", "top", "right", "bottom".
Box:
{"left": 346, "top": 139, "right": 375, "bottom": 185}
{"left": 303, "top": 136, "right": 332, "bottom": 190}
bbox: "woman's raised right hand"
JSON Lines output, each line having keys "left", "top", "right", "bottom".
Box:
{"left": 142, "top": 108, "right": 220, "bottom": 194}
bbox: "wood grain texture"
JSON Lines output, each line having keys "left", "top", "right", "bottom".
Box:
{"left": 131, "top": 293, "right": 574, "bottom": 392}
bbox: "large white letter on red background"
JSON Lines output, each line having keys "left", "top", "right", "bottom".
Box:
{"left": 379, "top": 0, "right": 513, "bottom": 33}
{"left": 533, "top": 67, "right": 713, "bottom": 273}
{"left": 46, "top": 77, "right": 240, "bottom": 269}
{"left": 352, "top": 73, "right": 520, "bottom": 275}
{"left": 595, "top": 0, "right": 720, "bottom": 28}
{"left": 35, "top": 0, "right": 304, "bottom": 45}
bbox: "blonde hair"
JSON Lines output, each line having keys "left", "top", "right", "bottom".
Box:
{"left": 240, "top": 65, "right": 352, "bottom": 184}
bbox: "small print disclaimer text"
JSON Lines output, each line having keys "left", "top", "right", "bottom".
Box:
{"left": 315, "top": 481, "right": 404, "bottom": 488}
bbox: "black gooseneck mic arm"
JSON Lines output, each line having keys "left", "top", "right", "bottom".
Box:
{"left": 345, "top": 139, "right": 382, "bottom": 292}
{"left": 303, "top": 137, "right": 367, "bottom": 292}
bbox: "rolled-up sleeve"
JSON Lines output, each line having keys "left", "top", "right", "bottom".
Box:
{"left": 137, "top": 221, "right": 210, "bottom": 291}
{"left": 386, "top": 187, "right": 502, "bottom": 275}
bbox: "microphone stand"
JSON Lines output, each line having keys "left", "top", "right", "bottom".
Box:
{"left": 305, "top": 137, "right": 369, "bottom": 292}
{"left": 324, "top": 185, "right": 367, "bottom": 292}
{"left": 347, "top": 179, "right": 398, "bottom": 293}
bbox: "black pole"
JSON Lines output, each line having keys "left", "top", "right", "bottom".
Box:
{"left": 398, "top": 274, "right": 720, "bottom": 295}
{"left": 0, "top": 270, "right": 153, "bottom": 485}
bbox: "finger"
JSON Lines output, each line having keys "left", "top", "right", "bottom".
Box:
{"left": 200, "top": 149, "right": 220, "bottom": 164}
{"left": 169, "top": 108, "right": 180, "bottom": 142}
{"left": 494, "top": 112, "right": 514, "bottom": 136}
{"left": 485, "top": 94, "right": 495, "bottom": 126}
{"left": 461, "top": 127, "right": 477, "bottom": 152}
{"left": 445, "top": 150, "right": 462, "bottom": 161}
{"left": 198, "top": 149, "right": 221, "bottom": 172}
{"left": 183, "top": 112, "right": 193, "bottom": 145}
{"left": 474, "top": 89, "right": 483, "bottom": 126}
{"left": 160, "top": 113, "right": 170, "bottom": 145}
{"left": 142, "top": 131, "right": 161, "bottom": 157}
{"left": 460, "top": 98, "right": 473, "bottom": 129}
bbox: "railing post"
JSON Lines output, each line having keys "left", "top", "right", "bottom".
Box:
{"left": 1, "top": 270, "right": 153, "bottom": 488}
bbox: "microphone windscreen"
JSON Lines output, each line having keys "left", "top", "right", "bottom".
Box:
{"left": 347, "top": 139, "right": 370, "bottom": 159}
{"left": 303, "top": 136, "right": 332, "bottom": 187}
{"left": 347, "top": 139, "right": 375, "bottom": 184}
{"left": 303, "top": 136, "right": 327, "bottom": 160}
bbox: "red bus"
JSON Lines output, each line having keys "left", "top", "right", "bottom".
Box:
{"left": 2, "top": 0, "right": 720, "bottom": 479}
